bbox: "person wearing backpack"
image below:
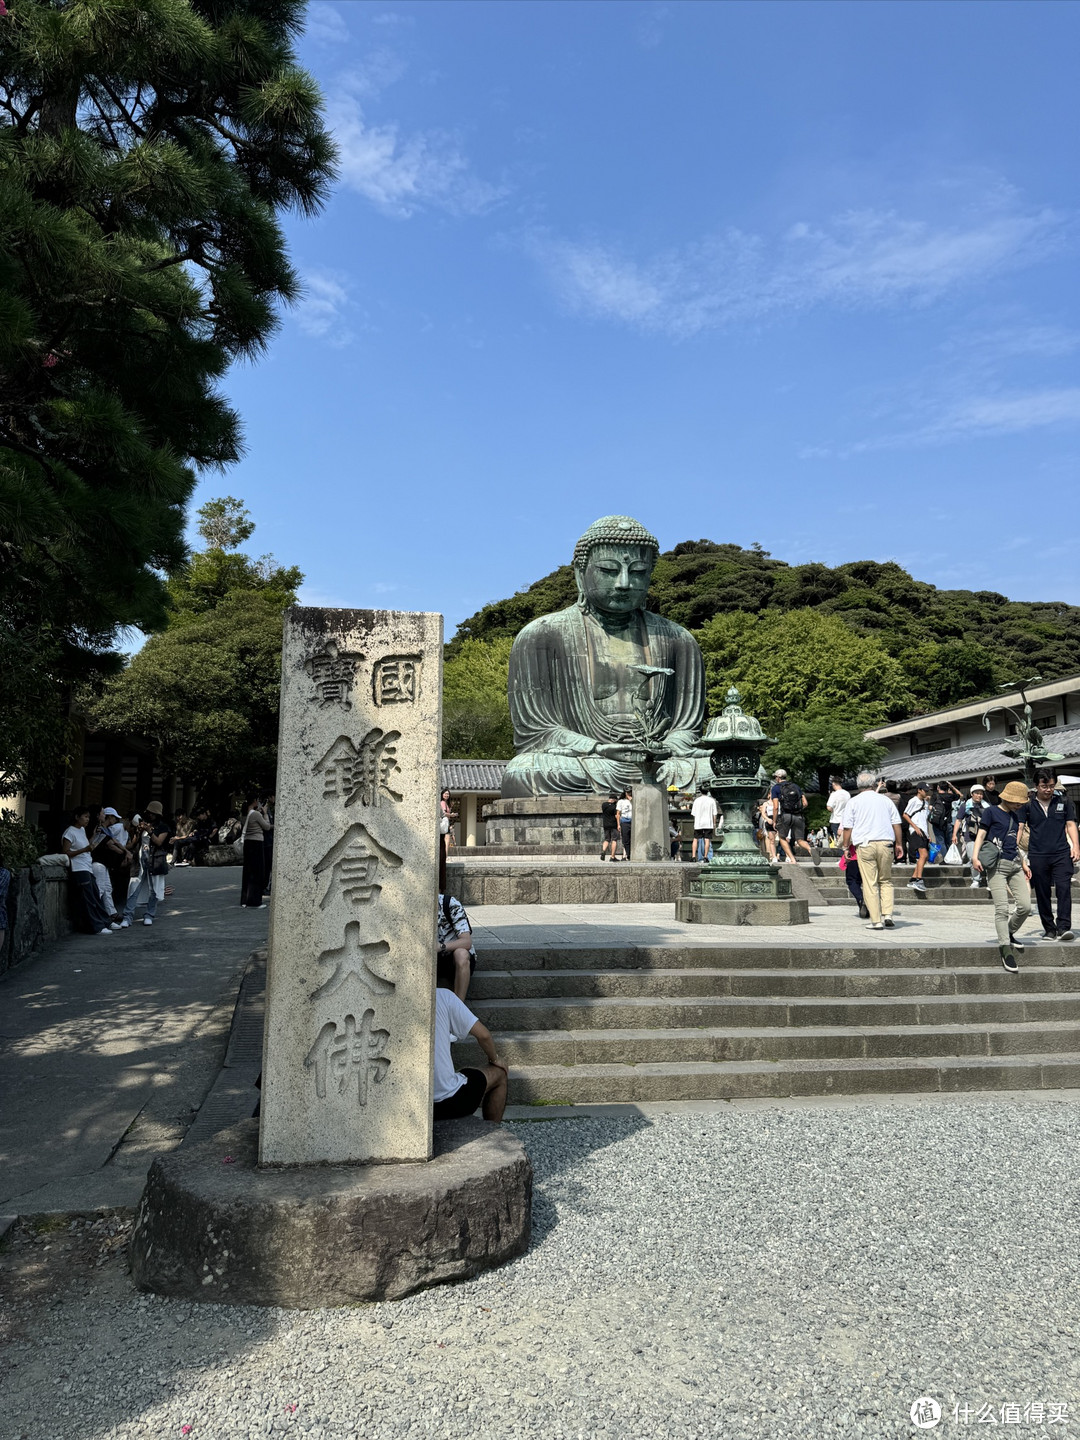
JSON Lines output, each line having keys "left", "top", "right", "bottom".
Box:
{"left": 952, "top": 784, "right": 989, "bottom": 889}
{"left": 903, "top": 782, "right": 932, "bottom": 894}
{"left": 770, "top": 769, "right": 814, "bottom": 864}
{"left": 929, "top": 783, "right": 960, "bottom": 857}
{"left": 437, "top": 892, "right": 476, "bottom": 1000}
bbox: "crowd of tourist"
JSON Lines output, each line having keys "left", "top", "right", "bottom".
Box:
{"left": 55, "top": 795, "right": 275, "bottom": 932}
{"left": 830, "top": 769, "right": 1079, "bottom": 972}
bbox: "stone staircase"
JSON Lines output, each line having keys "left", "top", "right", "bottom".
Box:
{"left": 455, "top": 939, "right": 1080, "bottom": 1104}
{"left": 808, "top": 859, "right": 1080, "bottom": 907}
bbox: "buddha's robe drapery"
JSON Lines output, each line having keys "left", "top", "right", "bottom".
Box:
{"left": 501, "top": 604, "right": 712, "bottom": 797}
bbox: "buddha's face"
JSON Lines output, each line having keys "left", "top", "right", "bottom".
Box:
{"left": 579, "top": 544, "right": 654, "bottom": 617}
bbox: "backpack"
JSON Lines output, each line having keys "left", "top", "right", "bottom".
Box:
{"left": 929, "top": 798, "right": 952, "bottom": 833}
{"left": 777, "top": 781, "right": 802, "bottom": 814}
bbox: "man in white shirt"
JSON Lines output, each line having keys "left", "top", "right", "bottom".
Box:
{"left": 842, "top": 772, "right": 903, "bottom": 930}
{"left": 903, "top": 782, "right": 932, "bottom": 894}
{"left": 826, "top": 777, "right": 850, "bottom": 842}
{"left": 62, "top": 807, "right": 118, "bottom": 934}
{"left": 690, "top": 787, "right": 719, "bottom": 862}
{"left": 433, "top": 988, "right": 508, "bottom": 1122}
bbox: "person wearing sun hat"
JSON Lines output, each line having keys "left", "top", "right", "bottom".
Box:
{"left": 971, "top": 780, "right": 1033, "bottom": 973}
{"left": 120, "top": 800, "right": 171, "bottom": 928}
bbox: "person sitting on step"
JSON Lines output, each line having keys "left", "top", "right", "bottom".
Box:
{"left": 437, "top": 892, "right": 476, "bottom": 1000}
{"left": 432, "top": 987, "right": 508, "bottom": 1123}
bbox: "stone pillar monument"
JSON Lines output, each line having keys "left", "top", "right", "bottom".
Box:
{"left": 128, "top": 605, "right": 533, "bottom": 1309}
{"left": 260, "top": 607, "right": 442, "bottom": 1167}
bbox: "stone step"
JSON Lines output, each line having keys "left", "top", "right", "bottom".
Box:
{"left": 455, "top": 1019, "right": 1080, "bottom": 1068}
{"left": 820, "top": 891, "right": 994, "bottom": 905}
{"left": 469, "top": 990, "right": 1080, "bottom": 1032}
{"left": 502, "top": 1052, "right": 1080, "bottom": 1104}
{"left": 477, "top": 942, "right": 1080, "bottom": 971}
{"left": 468, "top": 965, "right": 1080, "bottom": 1001}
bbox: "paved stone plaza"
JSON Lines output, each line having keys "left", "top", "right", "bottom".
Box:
{"left": 4, "top": 873, "right": 1080, "bottom": 1437}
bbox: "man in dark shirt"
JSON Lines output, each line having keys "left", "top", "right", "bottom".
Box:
{"left": 600, "top": 792, "right": 620, "bottom": 862}
{"left": 1017, "top": 770, "right": 1080, "bottom": 941}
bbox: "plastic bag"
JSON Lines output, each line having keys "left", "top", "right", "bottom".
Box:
{"left": 929, "top": 842, "right": 943, "bottom": 863}
{"left": 943, "top": 843, "right": 963, "bottom": 865}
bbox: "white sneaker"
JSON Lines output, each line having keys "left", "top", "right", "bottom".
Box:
{"left": 98, "top": 928, "right": 113, "bottom": 936}
{"left": 969, "top": 879, "right": 981, "bottom": 889}
{"left": 143, "top": 916, "right": 154, "bottom": 926}
{"left": 119, "top": 918, "right": 131, "bottom": 928}
{"left": 109, "top": 921, "right": 122, "bottom": 930}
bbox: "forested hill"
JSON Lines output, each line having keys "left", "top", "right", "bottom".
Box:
{"left": 450, "top": 540, "right": 1080, "bottom": 713}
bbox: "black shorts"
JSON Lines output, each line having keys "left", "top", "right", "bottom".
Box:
{"left": 776, "top": 813, "right": 805, "bottom": 842}
{"left": 436, "top": 948, "right": 476, "bottom": 989}
{"left": 433, "top": 1067, "right": 487, "bottom": 1120}
{"left": 908, "top": 832, "right": 928, "bottom": 859}
{"left": 603, "top": 825, "right": 619, "bottom": 839}
{"left": 693, "top": 828, "right": 713, "bottom": 838}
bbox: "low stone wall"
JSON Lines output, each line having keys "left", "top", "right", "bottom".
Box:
{"left": 203, "top": 843, "right": 242, "bottom": 868}
{"left": 445, "top": 860, "right": 703, "bottom": 907}
{"left": 2, "top": 857, "right": 72, "bottom": 975}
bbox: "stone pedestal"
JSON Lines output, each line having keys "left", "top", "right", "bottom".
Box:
{"left": 484, "top": 795, "right": 604, "bottom": 850}
{"left": 676, "top": 894, "right": 809, "bottom": 925}
{"left": 260, "top": 606, "right": 443, "bottom": 1168}
{"left": 130, "top": 1118, "right": 532, "bottom": 1308}
{"left": 630, "top": 781, "right": 670, "bottom": 863}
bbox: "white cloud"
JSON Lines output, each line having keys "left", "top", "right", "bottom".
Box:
{"left": 306, "top": 3, "right": 349, "bottom": 47}
{"left": 926, "top": 387, "right": 1080, "bottom": 440}
{"left": 531, "top": 194, "right": 1066, "bottom": 338}
{"left": 326, "top": 64, "right": 504, "bottom": 219}
{"left": 294, "top": 268, "right": 355, "bottom": 345}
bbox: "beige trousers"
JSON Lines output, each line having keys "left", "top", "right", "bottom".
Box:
{"left": 985, "top": 858, "right": 1032, "bottom": 947}
{"left": 856, "top": 840, "right": 895, "bottom": 924}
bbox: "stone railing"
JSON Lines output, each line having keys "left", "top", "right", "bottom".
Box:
{"left": 2, "top": 855, "right": 73, "bottom": 975}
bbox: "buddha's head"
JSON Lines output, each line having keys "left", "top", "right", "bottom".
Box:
{"left": 573, "top": 516, "right": 659, "bottom": 620}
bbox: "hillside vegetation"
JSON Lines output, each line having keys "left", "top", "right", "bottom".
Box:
{"left": 443, "top": 540, "right": 1080, "bottom": 786}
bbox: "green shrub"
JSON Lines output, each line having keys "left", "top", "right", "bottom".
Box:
{"left": 0, "top": 812, "right": 47, "bottom": 872}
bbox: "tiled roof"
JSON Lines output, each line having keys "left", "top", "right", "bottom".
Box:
{"left": 878, "top": 724, "right": 1080, "bottom": 786}
{"left": 440, "top": 760, "right": 508, "bottom": 794}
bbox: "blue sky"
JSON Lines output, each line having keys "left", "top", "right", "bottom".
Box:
{"left": 194, "top": 0, "right": 1080, "bottom": 634}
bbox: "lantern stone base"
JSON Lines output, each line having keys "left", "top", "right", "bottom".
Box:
{"left": 676, "top": 894, "right": 809, "bottom": 926}
{"left": 129, "top": 1117, "right": 532, "bottom": 1309}
{"left": 677, "top": 866, "right": 810, "bottom": 925}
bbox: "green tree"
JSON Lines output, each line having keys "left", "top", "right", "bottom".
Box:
{"left": 695, "top": 609, "right": 913, "bottom": 731}
{"left": 0, "top": 0, "right": 334, "bottom": 793}
{"left": 195, "top": 495, "right": 256, "bottom": 552}
{"left": 91, "top": 498, "right": 301, "bottom": 802}
{"left": 442, "top": 637, "right": 514, "bottom": 759}
{"left": 764, "top": 711, "right": 886, "bottom": 797}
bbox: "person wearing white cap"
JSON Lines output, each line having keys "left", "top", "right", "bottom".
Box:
{"left": 952, "top": 784, "right": 989, "bottom": 889}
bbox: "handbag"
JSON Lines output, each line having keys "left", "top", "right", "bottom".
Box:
{"left": 149, "top": 844, "right": 169, "bottom": 876}
{"left": 978, "top": 815, "right": 1016, "bottom": 875}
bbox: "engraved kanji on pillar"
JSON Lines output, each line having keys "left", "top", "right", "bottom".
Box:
{"left": 260, "top": 606, "right": 443, "bottom": 1168}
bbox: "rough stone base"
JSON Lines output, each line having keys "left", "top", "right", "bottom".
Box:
{"left": 675, "top": 896, "right": 810, "bottom": 926}
{"left": 484, "top": 795, "right": 604, "bottom": 849}
{"left": 129, "top": 1117, "right": 532, "bottom": 1308}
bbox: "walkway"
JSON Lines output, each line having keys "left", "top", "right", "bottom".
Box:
{"left": 0, "top": 867, "right": 268, "bottom": 1217}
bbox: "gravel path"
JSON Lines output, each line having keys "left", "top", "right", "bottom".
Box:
{"left": 4, "top": 1100, "right": 1080, "bottom": 1439}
